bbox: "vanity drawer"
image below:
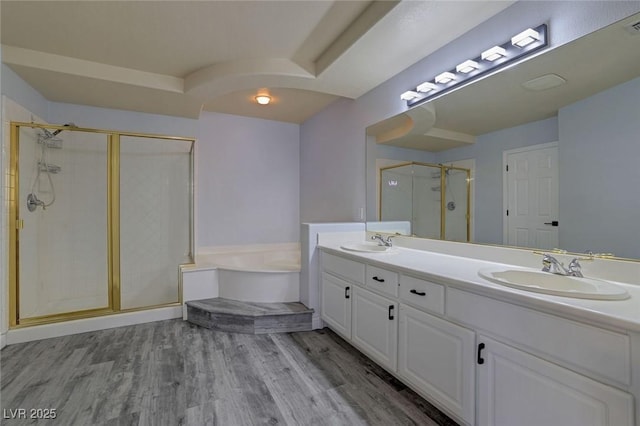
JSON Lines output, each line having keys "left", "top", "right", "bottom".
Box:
{"left": 447, "top": 288, "right": 631, "bottom": 387}
{"left": 399, "top": 275, "right": 445, "bottom": 316}
{"left": 322, "top": 252, "right": 365, "bottom": 284}
{"left": 366, "top": 265, "right": 399, "bottom": 297}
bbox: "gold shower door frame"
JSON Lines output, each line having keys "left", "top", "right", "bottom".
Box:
{"left": 8, "top": 122, "right": 195, "bottom": 328}
{"left": 379, "top": 161, "right": 471, "bottom": 241}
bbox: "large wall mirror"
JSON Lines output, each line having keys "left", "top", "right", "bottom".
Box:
{"left": 366, "top": 12, "right": 640, "bottom": 260}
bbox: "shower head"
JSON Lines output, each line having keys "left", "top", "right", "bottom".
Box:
{"left": 51, "top": 122, "right": 77, "bottom": 136}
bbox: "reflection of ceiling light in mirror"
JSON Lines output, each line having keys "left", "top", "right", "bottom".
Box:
{"left": 417, "top": 82, "right": 438, "bottom": 93}
{"left": 481, "top": 46, "right": 506, "bottom": 61}
{"left": 521, "top": 74, "right": 567, "bottom": 91}
{"left": 456, "top": 60, "right": 479, "bottom": 74}
{"left": 255, "top": 95, "right": 271, "bottom": 105}
{"left": 400, "top": 90, "right": 420, "bottom": 101}
{"left": 388, "top": 180, "right": 398, "bottom": 187}
{"left": 511, "top": 28, "right": 540, "bottom": 47}
{"left": 435, "top": 72, "right": 456, "bottom": 84}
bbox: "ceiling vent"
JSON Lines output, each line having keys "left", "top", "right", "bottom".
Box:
{"left": 624, "top": 21, "right": 640, "bottom": 35}
{"left": 522, "top": 74, "right": 567, "bottom": 91}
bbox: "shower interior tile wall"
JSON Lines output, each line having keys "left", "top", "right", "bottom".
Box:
{"left": 18, "top": 125, "right": 109, "bottom": 318}
{"left": 119, "top": 137, "right": 191, "bottom": 309}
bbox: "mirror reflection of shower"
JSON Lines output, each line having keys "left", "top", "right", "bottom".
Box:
{"left": 380, "top": 161, "right": 471, "bottom": 242}
{"left": 26, "top": 123, "right": 76, "bottom": 212}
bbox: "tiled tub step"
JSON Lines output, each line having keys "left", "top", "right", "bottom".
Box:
{"left": 186, "top": 298, "right": 314, "bottom": 334}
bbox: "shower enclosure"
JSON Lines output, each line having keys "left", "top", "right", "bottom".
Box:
{"left": 8, "top": 122, "right": 194, "bottom": 327}
{"left": 380, "top": 162, "right": 470, "bottom": 241}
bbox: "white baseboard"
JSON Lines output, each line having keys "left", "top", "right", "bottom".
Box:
{"left": 6, "top": 306, "right": 182, "bottom": 346}
{"left": 0, "top": 332, "right": 6, "bottom": 350}
{"left": 312, "top": 313, "right": 323, "bottom": 330}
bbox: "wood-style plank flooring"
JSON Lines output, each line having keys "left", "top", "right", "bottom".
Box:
{"left": 1, "top": 320, "right": 458, "bottom": 426}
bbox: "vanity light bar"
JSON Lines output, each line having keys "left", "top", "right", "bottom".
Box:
{"left": 435, "top": 72, "right": 456, "bottom": 84}
{"left": 481, "top": 46, "right": 506, "bottom": 62}
{"left": 417, "top": 81, "right": 438, "bottom": 93}
{"left": 402, "top": 23, "right": 547, "bottom": 107}
{"left": 400, "top": 90, "right": 420, "bottom": 101}
{"left": 456, "top": 60, "right": 479, "bottom": 74}
{"left": 512, "top": 28, "right": 540, "bottom": 47}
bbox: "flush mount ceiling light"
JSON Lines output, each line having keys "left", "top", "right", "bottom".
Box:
{"left": 481, "top": 46, "right": 507, "bottom": 62}
{"left": 511, "top": 28, "right": 540, "bottom": 47}
{"left": 401, "top": 23, "right": 547, "bottom": 108}
{"left": 456, "top": 60, "right": 479, "bottom": 74}
{"left": 435, "top": 72, "right": 456, "bottom": 84}
{"left": 255, "top": 95, "right": 271, "bottom": 105}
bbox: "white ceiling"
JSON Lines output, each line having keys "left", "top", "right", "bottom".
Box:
{"left": 1, "top": 1, "right": 513, "bottom": 122}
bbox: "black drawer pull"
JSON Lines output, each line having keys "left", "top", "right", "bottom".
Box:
{"left": 372, "top": 276, "right": 385, "bottom": 283}
{"left": 388, "top": 305, "right": 395, "bottom": 320}
{"left": 410, "top": 289, "right": 426, "bottom": 296}
{"left": 477, "top": 343, "right": 485, "bottom": 365}
{"left": 345, "top": 286, "right": 350, "bottom": 299}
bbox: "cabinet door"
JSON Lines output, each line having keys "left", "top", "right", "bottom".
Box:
{"left": 477, "top": 336, "right": 634, "bottom": 426}
{"left": 398, "top": 304, "right": 475, "bottom": 425}
{"left": 320, "top": 272, "right": 352, "bottom": 339}
{"left": 352, "top": 286, "right": 398, "bottom": 371}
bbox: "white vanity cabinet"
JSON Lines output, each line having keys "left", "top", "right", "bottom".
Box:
{"left": 320, "top": 250, "right": 475, "bottom": 425}
{"left": 320, "top": 252, "right": 366, "bottom": 339}
{"left": 320, "top": 272, "right": 352, "bottom": 339}
{"left": 476, "top": 335, "right": 634, "bottom": 426}
{"left": 319, "top": 248, "right": 636, "bottom": 426}
{"left": 351, "top": 285, "right": 398, "bottom": 371}
{"left": 398, "top": 304, "right": 475, "bottom": 424}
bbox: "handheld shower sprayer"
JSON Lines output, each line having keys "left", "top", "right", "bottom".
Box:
{"left": 26, "top": 122, "right": 76, "bottom": 212}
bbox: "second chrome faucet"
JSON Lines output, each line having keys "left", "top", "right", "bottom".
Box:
{"left": 542, "top": 254, "right": 583, "bottom": 277}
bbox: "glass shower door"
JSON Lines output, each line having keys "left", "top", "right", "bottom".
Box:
{"left": 119, "top": 136, "right": 192, "bottom": 310}
{"left": 17, "top": 127, "right": 109, "bottom": 320}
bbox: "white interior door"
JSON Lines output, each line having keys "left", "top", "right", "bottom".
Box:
{"left": 504, "top": 143, "right": 558, "bottom": 249}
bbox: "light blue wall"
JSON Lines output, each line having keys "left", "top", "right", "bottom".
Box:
{"left": 48, "top": 101, "right": 199, "bottom": 137}
{"left": 558, "top": 76, "right": 640, "bottom": 259}
{"left": 300, "top": 97, "right": 368, "bottom": 222}
{"left": 302, "top": 1, "right": 640, "bottom": 224}
{"left": 436, "top": 117, "right": 558, "bottom": 244}
{"left": 197, "top": 111, "right": 300, "bottom": 247}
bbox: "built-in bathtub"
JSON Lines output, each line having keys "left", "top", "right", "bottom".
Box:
{"left": 181, "top": 244, "right": 301, "bottom": 315}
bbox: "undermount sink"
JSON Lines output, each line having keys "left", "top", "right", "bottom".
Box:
{"left": 340, "top": 242, "right": 394, "bottom": 253}
{"left": 478, "top": 268, "right": 630, "bottom": 300}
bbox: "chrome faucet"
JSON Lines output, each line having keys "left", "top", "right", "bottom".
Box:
{"left": 541, "top": 254, "right": 583, "bottom": 277}
{"left": 567, "top": 258, "right": 583, "bottom": 278}
{"left": 371, "top": 234, "right": 393, "bottom": 247}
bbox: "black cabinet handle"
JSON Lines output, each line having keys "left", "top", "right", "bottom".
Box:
{"left": 345, "top": 286, "right": 350, "bottom": 299}
{"left": 388, "top": 305, "right": 395, "bottom": 320}
{"left": 477, "top": 343, "right": 485, "bottom": 365}
{"left": 372, "top": 276, "right": 385, "bottom": 283}
{"left": 410, "top": 289, "right": 426, "bottom": 296}
{"left": 544, "top": 221, "right": 559, "bottom": 226}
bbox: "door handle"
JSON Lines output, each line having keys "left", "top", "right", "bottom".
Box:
{"left": 544, "top": 221, "right": 559, "bottom": 226}
{"left": 409, "top": 289, "right": 426, "bottom": 296}
{"left": 372, "top": 276, "right": 385, "bottom": 283}
{"left": 477, "top": 342, "right": 486, "bottom": 365}
{"left": 388, "top": 305, "right": 394, "bottom": 320}
{"left": 345, "top": 286, "right": 350, "bottom": 299}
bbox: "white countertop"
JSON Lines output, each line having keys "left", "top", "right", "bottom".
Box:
{"left": 319, "top": 243, "right": 640, "bottom": 332}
